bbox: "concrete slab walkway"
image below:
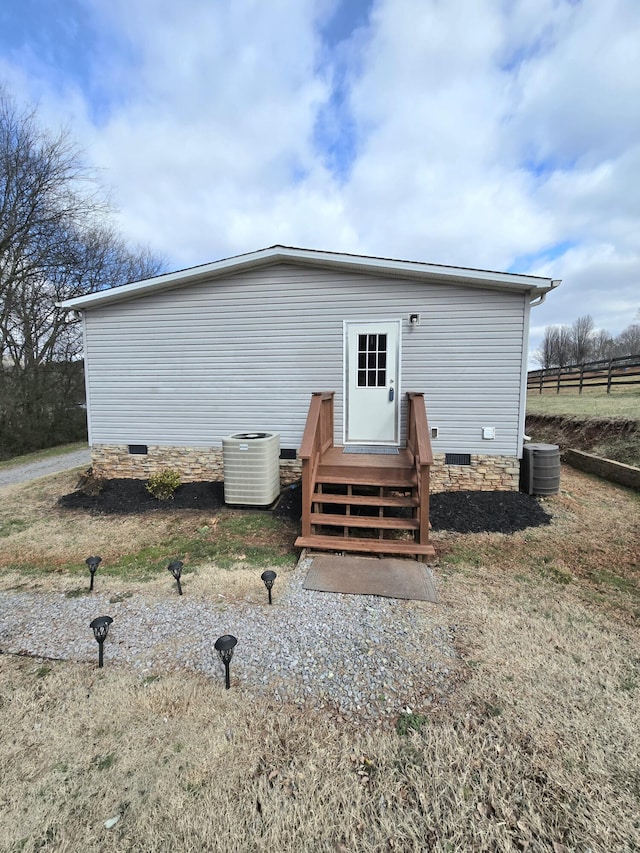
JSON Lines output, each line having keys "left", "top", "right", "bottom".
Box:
{"left": 303, "top": 554, "right": 439, "bottom": 601}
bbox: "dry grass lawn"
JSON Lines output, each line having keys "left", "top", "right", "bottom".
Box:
{"left": 0, "top": 470, "right": 181, "bottom": 571}
{"left": 0, "top": 465, "right": 639, "bottom": 852}
{"left": 527, "top": 385, "right": 640, "bottom": 419}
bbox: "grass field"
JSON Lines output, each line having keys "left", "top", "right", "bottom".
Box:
{"left": 0, "top": 464, "right": 639, "bottom": 851}
{"left": 526, "top": 385, "right": 640, "bottom": 419}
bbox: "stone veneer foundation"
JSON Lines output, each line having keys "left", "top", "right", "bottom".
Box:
{"left": 90, "top": 445, "right": 302, "bottom": 488}
{"left": 90, "top": 445, "right": 520, "bottom": 492}
{"left": 430, "top": 454, "right": 520, "bottom": 492}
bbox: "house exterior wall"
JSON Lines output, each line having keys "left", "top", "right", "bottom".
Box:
{"left": 82, "top": 263, "right": 528, "bottom": 485}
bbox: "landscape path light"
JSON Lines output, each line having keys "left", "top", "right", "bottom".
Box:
{"left": 214, "top": 634, "right": 238, "bottom": 689}
{"left": 167, "top": 560, "right": 184, "bottom": 595}
{"left": 261, "top": 570, "right": 277, "bottom": 604}
{"left": 86, "top": 556, "right": 102, "bottom": 591}
{"left": 90, "top": 615, "right": 113, "bottom": 668}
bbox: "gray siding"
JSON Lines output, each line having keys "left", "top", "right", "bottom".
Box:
{"left": 83, "top": 263, "right": 527, "bottom": 456}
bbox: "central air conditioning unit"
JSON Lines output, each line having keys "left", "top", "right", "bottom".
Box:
{"left": 222, "top": 432, "right": 281, "bottom": 506}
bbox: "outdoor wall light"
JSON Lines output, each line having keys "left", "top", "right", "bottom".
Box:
{"left": 214, "top": 634, "right": 238, "bottom": 689}
{"left": 261, "top": 570, "right": 277, "bottom": 604}
{"left": 409, "top": 313, "right": 421, "bottom": 327}
{"left": 90, "top": 615, "right": 113, "bottom": 668}
{"left": 167, "top": 560, "right": 184, "bottom": 595}
{"left": 85, "top": 555, "right": 102, "bottom": 591}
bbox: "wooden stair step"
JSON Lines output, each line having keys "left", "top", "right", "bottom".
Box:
{"left": 312, "top": 492, "right": 418, "bottom": 508}
{"left": 316, "top": 468, "right": 416, "bottom": 487}
{"left": 295, "top": 534, "right": 435, "bottom": 557}
{"left": 310, "top": 512, "right": 419, "bottom": 531}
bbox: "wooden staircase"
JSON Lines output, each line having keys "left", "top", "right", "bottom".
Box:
{"left": 294, "top": 392, "right": 435, "bottom": 560}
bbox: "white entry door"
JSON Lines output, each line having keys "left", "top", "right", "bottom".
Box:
{"left": 344, "top": 320, "right": 401, "bottom": 444}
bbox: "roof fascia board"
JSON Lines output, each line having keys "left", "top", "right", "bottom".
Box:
{"left": 56, "top": 245, "right": 556, "bottom": 310}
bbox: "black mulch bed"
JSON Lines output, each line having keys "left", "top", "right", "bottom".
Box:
{"left": 429, "top": 490, "right": 552, "bottom": 533}
{"left": 59, "top": 479, "right": 552, "bottom": 533}
{"left": 58, "top": 479, "right": 226, "bottom": 515}
{"left": 274, "top": 483, "right": 303, "bottom": 521}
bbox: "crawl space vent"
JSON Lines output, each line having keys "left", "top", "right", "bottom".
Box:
{"left": 128, "top": 444, "right": 148, "bottom": 455}
{"left": 445, "top": 453, "right": 471, "bottom": 466}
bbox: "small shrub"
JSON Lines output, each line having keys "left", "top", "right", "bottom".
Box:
{"left": 146, "top": 469, "right": 182, "bottom": 501}
{"left": 78, "top": 468, "right": 105, "bottom": 497}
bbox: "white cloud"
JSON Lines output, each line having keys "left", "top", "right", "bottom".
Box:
{"left": 533, "top": 242, "right": 639, "bottom": 331}
{"left": 74, "top": 0, "right": 336, "bottom": 262}
{"left": 337, "top": 0, "right": 554, "bottom": 265}
{"left": 510, "top": 0, "right": 640, "bottom": 166}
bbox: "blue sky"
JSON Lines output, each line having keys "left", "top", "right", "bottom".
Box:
{"left": 1, "top": 0, "right": 639, "bottom": 360}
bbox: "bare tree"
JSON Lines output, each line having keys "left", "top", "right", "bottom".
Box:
{"left": 536, "top": 307, "right": 640, "bottom": 373}
{"left": 534, "top": 324, "right": 574, "bottom": 369}
{"left": 534, "top": 326, "right": 558, "bottom": 369}
{"left": 0, "top": 89, "right": 163, "bottom": 457}
{"left": 552, "top": 325, "right": 573, "bottom": 367}
{"left": 570, "top": 314, "right": 594, "bottom": 364}
{"left": 614, "top": 323, "right": 640, "bottom": 357}
{"left": 590, "top": 328, "right": 614, "bottom": 361}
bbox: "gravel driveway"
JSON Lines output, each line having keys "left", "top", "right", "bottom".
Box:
{"left": 0, "top": 448, "right": 91, "bottom": 488}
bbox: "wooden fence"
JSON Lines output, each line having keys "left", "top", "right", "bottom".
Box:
{"left": 528, "top": 354, "right": 640, "bottom": 394}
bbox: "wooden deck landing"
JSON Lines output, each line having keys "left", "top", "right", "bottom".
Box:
{"left": 315, "top": 446, "right": 416, "bottom": 485}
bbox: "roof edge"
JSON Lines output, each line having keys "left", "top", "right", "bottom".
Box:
{"left": 57, "top": 245, "right": 559, "bottom": 310}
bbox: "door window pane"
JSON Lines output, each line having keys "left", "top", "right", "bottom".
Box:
{"left": 356, "top": 331, "right": 388, "bottom": 387}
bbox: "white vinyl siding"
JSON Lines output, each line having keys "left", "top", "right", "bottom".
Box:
{"left": 83, "top": 263, "right": 527, "bottom": 457}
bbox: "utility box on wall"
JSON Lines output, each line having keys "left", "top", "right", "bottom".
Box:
{"left": 222, "top": 432, "right": 281, "bottom": 506}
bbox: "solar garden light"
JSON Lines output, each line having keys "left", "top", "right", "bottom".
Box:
{"left": 214, "top": 634, "right": 238, "bottom": 690}
{"left": 260, "top": 570, "right": 277, "bottom": 604}
{"left": 85, "top": 555, "right": 102, "bottom": 591}
{"left": 167, "top": 560, "right": 184, "bottom": 595}
{"left": 89, "top": 615, "right": 113, "bottom": 668}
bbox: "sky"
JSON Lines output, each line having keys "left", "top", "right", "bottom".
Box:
{"left": 1, "top": 0, "right": 639, "bottom": 361}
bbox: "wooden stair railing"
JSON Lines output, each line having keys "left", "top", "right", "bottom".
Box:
{"left": 298, "top": 392, "right": 335, "bottom": 538}
{"left": 406, "top": 392, "right": 433, "bottom": 549}
{"left": 295, "top": 391, "right": 435, "bottom": 559}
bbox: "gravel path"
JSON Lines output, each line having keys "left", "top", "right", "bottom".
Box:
{"left": 0, "top": 557, "right": 459, "bottom": 722}
{"left": 0, "top": 448, "right": 91, "bottom": 488}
